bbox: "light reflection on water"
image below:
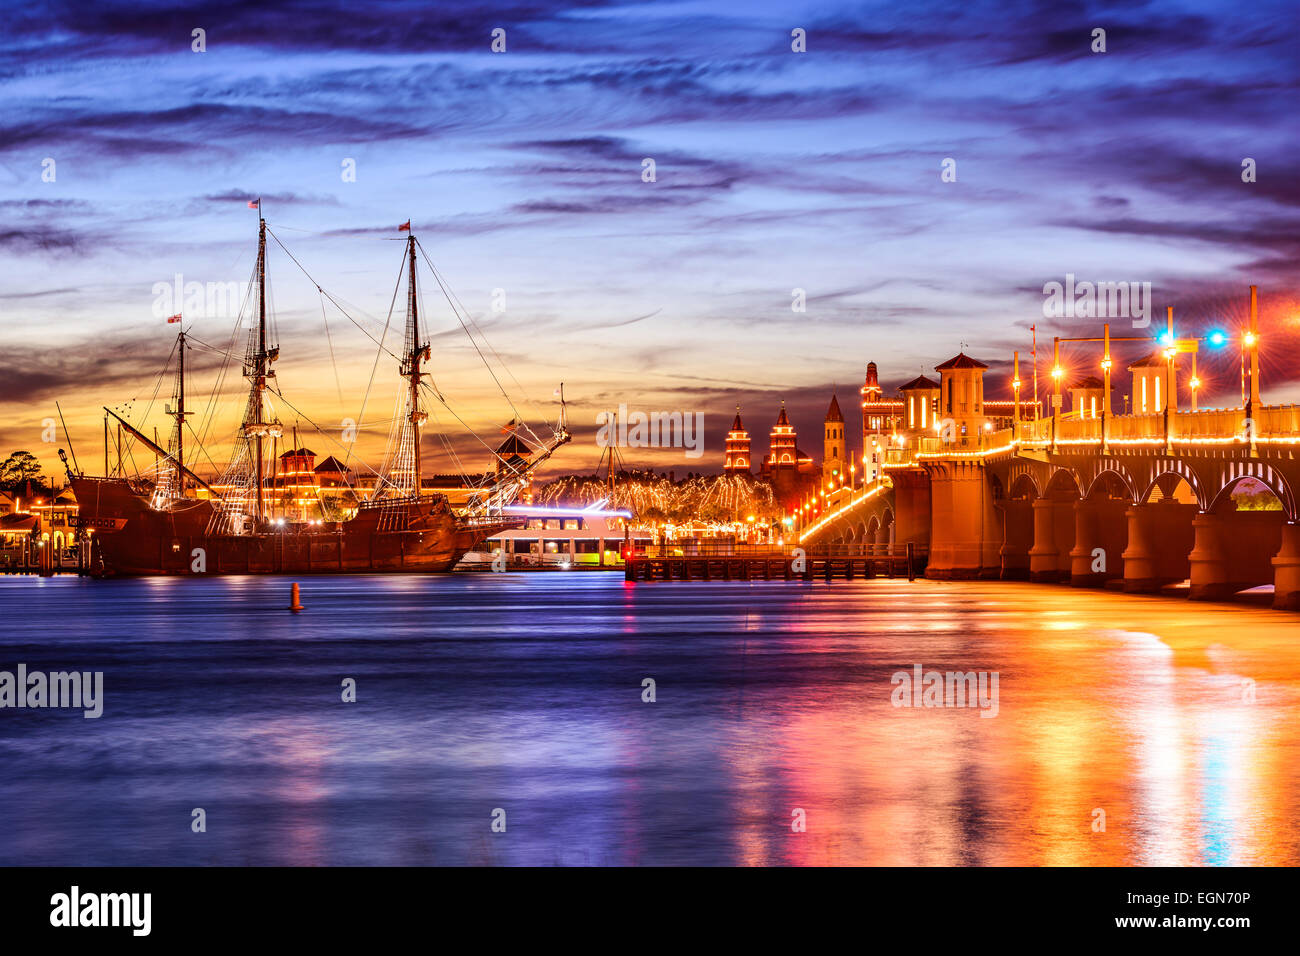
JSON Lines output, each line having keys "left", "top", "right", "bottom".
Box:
{"left": 0, "top": 573, "right": 1296, "bottom": 866}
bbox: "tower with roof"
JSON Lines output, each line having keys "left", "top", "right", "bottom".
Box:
{"left": 723, "top": 406, "right": 751, "bottom": 473}
{"left": 823, "top": 394, "right": 846, "bottom": 487}
{"left": 934, "top": 352, "right": 989, "bottom": 447}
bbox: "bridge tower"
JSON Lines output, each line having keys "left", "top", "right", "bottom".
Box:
{"left": 1129, "top": 351, "right": 1176, "bottom": 415}
{"left": 934, "top": 352, "right": 989, "bottom": 449}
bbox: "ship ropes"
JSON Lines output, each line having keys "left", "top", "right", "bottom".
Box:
{"left": 361, "top": 233, "right": 431, "bottom": 533}
{"left": 161, "top": 215, "right": 573, "bottom": 537}
{"left": 207, "top": 216, "right": 284, "bottom": 536}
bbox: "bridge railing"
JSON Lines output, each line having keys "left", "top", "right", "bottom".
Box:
{"left": 1107, "top": 413, "right": 1162, "bottom": 440}
{"left": 1020, "top": 418, "right": 1052, "bottom": 443}
{"left": 1259, "top": 404, "right": 1300, "bottom": 436}
{"left": 1172, "top": 408, "right": 1241, "bottom": 439}
{"left": 880, "top": 403, "right": 1299, "bottom": 460}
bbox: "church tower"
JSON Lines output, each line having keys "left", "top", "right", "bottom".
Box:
{"left": 723, "top": 406, "right": 751, "bottom": 473}
{"left": 861, "top": 362, "right": 882, "bottom": 403}
{"left": 768, "top": 402, "right": 797, "bottom": 469}
{"left": 823, "top": 394, "right": 846, "bottom": 487}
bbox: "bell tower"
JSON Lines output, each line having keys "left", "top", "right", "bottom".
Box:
{"left": 823, "top": 394, "right": 846, "bottom": 487}
{"left": 723, "top": 406, "right": 751, "bottom": 473}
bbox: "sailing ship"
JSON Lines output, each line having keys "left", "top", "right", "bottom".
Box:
{"left": 67, "top": 215, "right": 570, "bottom": 576}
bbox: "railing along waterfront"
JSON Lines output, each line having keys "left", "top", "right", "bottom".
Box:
{"left": 627, "top": 542, "right": 926, "bottom": 560}
{"left": 624, "top": 541, "right": 929, "bottom": 582}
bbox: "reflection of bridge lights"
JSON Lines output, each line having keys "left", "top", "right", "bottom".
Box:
{"left": 1244, "top": 331, "right": 1258, "bottom": 346}
{"left": 1100, "top": 358, "right": 1112, "bottom": 371}
{"left": 1051, "top": 366, "right": 1063, "bottom": 380}
{"left": 1163, "top": 347, "right": 1177, "bottom": 360}
{"left": 1191, "top": 377, "right": 1201, "bottom": 389}
{"left": 1012, "top": 378, "right": 1021, "bottom": 389}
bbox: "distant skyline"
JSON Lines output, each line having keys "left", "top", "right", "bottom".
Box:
{"left": 2, "top": 0, "right": 1298, "bottom": 480}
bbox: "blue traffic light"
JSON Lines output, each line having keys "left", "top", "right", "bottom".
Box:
{"left": 1157, "top": 331, "right": 1173, "bottom": 346}
{"left": 1208, "top": 330, "right": 1227, "bottom": 347}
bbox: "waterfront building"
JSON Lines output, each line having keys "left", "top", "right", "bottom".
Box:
{"left": 760, "top": 403, "right": 817, "bottom": 509}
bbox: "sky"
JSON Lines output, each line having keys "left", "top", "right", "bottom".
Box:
{"left": 1, "top": 0, "right": 1298, "bottom": 482}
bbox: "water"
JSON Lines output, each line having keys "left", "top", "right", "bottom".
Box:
{"left": 1, "top": 573, "right": 1297, "bottom": 866}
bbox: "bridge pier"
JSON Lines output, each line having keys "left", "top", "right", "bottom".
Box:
{"left": 1121, "top": 504, "right": 1160, "bottom": 593}
{"left": 1029, "top": 498, "right": 1072, "bottom": 583}
{"left": 1122, "top": 501, "right": 1194, "bottom": 593}
{"left": 1272, "top": 523, "right": 1300, "bottom": 611}
{"left": 1069, "top": 500, "right": 1103, "bottom": 587}
{"left": 997, "top": 498, "right": 1032, "bottom": 580}
{"left": 1188, "top": 512, "right": 1232, "bottom": 601}
{"left": 1070, "top": 498, "right": 1127, "bottom": 587}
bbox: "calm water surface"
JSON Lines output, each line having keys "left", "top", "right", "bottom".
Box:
{"left": 1, "top": 573, "right": 1297, "bottom": 866}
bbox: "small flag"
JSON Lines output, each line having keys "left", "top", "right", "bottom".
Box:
{"left": 398, "top": 220, "right": 410, "bottom": 232}
{"left": 166, "top": 313, "right": 182, "bottom": 324}
{"left": 247, "top": 198, "right": 260, "bottom": 209}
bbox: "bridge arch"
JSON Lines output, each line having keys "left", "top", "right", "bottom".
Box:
{"left": 1044, "top": 467, "right": 1083, "bottom": 499}
{"left": 1081, "top": 460, "right": 1138, "bottom": 503}
{"left": 1008, "top": 472, "right": 1039, "bottom": 500}
{"left": 1140, "top": 461, "right": 1207, "bottom": 511}
{"left": 1206, "top": 463, "right": 1298, "bottom": 521}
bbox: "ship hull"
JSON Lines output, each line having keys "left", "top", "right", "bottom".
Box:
{"left": 71, "top": 477, "right": 515, "bottom": 577}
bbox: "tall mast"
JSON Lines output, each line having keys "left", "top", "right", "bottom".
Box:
{"left": 403, "top": 234, "right": 429, "bottom": 497}
{"left": 242, "top": 215, "right": 279, "bottom": 524}
{"left": 255, "top": 218, "right": 266, "bottom": 521}
{"left": 173, "top": 328, "right": 186, "bottom": 494}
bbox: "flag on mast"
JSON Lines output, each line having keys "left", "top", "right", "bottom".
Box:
{"left": 398, "top": 220, "right": 410, "bottom": 232}
{"left": 247, "top": 198, "right": 260, "bottom": 210}
{"left": 166, "top": 313, "right": 182, "bottom": 324}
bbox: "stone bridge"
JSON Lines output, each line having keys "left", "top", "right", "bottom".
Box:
{"left": 800, "top": 403, "right": 1300, "bottom": 609}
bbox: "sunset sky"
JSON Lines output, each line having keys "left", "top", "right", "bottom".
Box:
{"left": 2, "top": 0, "right": 1298, "bottom": 482}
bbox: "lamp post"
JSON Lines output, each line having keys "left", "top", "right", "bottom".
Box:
{"left": 1101, "top": 324, "right": 1112, "bottom": 452}
{"left": 1163, "top": 306, "right": 1177, "bottom": 455}
{"left": 1246, "top": 284, "right": 1260, "bottom": 456}
{"left": 1051, "top": 337, "right": 1063, "bottom": 452}
{"left": 1012, "top": 350, "right": 1022, "bottom": 442}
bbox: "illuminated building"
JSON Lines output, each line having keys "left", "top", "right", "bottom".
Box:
{"left": 724, "top": 406, "right": 751, "bottom": 473}
{"left": 822, "top": 394, "right": 846, "bottom": 487}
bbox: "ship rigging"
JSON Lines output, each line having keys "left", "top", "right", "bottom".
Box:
{"left": 67, "top": 212, "right": 570, "bottom": 576}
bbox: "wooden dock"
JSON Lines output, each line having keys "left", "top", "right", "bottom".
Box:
{"left": 625, "top": 544, "right": 924, "bottom": 583}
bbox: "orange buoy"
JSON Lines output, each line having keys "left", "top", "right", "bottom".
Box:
{"left": 289, "top": 582, "right": 304, "bottom": 612}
